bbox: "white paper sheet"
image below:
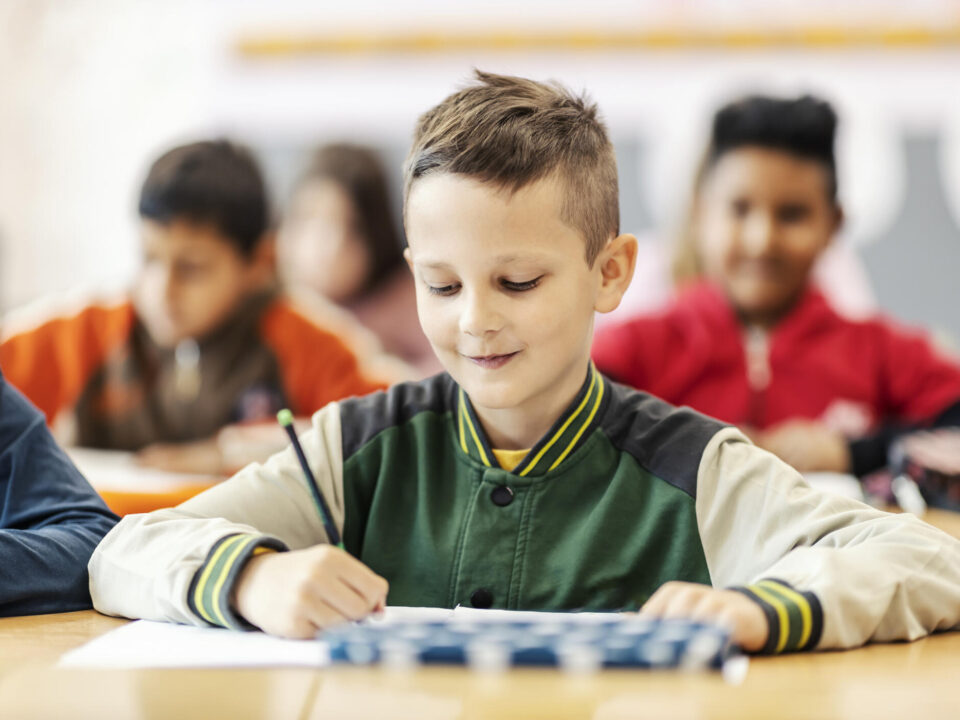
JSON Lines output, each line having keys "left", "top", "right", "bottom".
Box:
{"left": 59, "top": 607, "right": 621, "bottom": 669}
{"left": 59, "top": 619, "right": 328, "bottom": 669}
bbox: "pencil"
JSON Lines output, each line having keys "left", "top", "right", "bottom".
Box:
{"left": 276, "top": 409, "right": 344, "bottom": 549}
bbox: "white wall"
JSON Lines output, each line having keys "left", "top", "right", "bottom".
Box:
{"left": 2, "top": 0, "right": 959, "bottom": 312}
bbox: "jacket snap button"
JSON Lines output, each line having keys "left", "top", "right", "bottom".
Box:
{"left": 490, "top": 485, "right": 514, "bottom": 507}
{"left": 470, "top": 588, "right": 494, "bottom": 608}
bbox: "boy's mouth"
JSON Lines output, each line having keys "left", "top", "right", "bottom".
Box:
{"left": 465, "top": 351, "right": 520, "bottom": 369}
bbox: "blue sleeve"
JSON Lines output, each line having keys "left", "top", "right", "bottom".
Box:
{"left": 0, "top": 374, "right": 119, "bottom": 616}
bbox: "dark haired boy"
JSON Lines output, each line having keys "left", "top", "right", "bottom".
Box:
{"left": 90, "top": 76, "right": 960, "bottom": 653}
{"left": 1, "top": 141, "right": 391, "bottom": 472}
{"left": 593, "top": 95, "right": 960, "bottom": 477}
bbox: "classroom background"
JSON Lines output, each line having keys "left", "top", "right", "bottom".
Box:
{"left": 1, "top": 0, "right": 959, "bottom": 342}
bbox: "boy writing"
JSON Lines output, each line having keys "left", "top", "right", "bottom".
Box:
{"left": 89, "top": 73, "right": 960, "bottom": 653}
{"left": 1, "top": 141, "right": 391, "bottom": 474}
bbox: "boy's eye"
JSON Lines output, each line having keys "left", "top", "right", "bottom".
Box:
{"left": 175, "top": 262, "right": 208, "bottom": 280}
{"left": 776, "top": 204, "right": 811, "bottom": 224}
{"left": 427, "top": 283, "right": 460, "bottom": 296}
{"left": 501, "top": 276, "right": 543, "bottom": 292}
{"left": 730, "top": 199, "right": 751, "bottom": 218}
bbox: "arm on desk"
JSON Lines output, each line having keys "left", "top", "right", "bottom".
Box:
{"left": 696, "top": 427, "right": 960, "bottom": 651}
{"left": 89, "top": 402, "right": 346, "bottom": 628}
{"left": 0, "top": 380, "right": 118, "bottom": 617}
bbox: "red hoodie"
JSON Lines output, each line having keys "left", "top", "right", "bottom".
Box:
{"left": 592, "top": 282, "right": 960, "bottom": 437}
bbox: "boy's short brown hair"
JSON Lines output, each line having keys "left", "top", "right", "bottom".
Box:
{"left": 403, "top": 70, "right": 619, "bottom": 265}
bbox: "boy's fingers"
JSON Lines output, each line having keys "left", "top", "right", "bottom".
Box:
{"left": 689, "top": 592, "right": 725, "bottom": 621}
{"left": 314, "top": 577, "right": 377, "bottom": 621}
{"left": 336, "top": 558, "right": 389, "bottom": 607}
{"left": 661, "top": 586, "right": 704, "bottom": 618}
{"left": 304, "top": 595, "right": 352, "bottom": 633}
{"left": 638, "top": 583, "right": 679, "bottom": 616}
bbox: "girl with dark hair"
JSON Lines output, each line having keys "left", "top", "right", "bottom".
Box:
{"left": 279, "top": 144, "right": 440, "bottom": 376}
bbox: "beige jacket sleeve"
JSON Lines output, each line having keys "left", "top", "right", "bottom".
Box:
{"left": 696, "top": 426, "right": 960, "bottom": 651}
{"left": 89, "top": 403, "right": 345, "bottom": 628}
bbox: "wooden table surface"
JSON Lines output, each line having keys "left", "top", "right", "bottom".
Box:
{"left": 0, "top": 508, "right": 957, "bottom": 719}
{"left": 1, "top": 612, "right": 958, "bottom": 719}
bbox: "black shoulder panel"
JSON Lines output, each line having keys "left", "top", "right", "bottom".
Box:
{"left": 340, "top": 372, "right": 456, "bottom": 461}
{"left": 598, "top": 377, "right": 728, "bottom": 499}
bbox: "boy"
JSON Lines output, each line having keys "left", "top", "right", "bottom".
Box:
{"left": 1, "top": 372, "right": 118, "bottom": 616}
{"left": 89, "top": 73, "right": 960, "bottom": 653}
{"left": 0, "top": 141, "right": 392, "bottom": 473}
{"left": 592, "top": 95, "right": 960, "bottom": 476}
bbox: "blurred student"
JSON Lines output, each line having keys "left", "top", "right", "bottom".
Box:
{"left": 0, "top": 140, "right": 390, "bottom": 474}
{"left": 278, "top": 144, "right": 441, "bottom": 376}
{"left": 593, "top": 95, "right": 960, "bottom": 476}
{"left": 1, "top": 372, "right": 118, "bottom": 616}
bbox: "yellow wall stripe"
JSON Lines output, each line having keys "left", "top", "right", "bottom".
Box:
{"left": 236, "top": 26, "right": 960, "bottom": 58}
{"left": 749, "top": 584, "right": 791, "bottom": 653}
{"left": 549, "top": 374, "right": 604, "bottom": 471}
{"left": 520, "top": 369, "right": 596, "bottom": 477}
{"left": 193, "top": 535, "right": 247, "bottom": 626}
{"left": 758, "top": 580, "right": 812, "bottom": 650}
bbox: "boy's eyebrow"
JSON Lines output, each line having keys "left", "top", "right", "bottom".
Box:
{"left": 416, "top": 254, "right": 547, "bottom": 269}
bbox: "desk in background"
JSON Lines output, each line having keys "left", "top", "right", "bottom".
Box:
{"left": 67, "top": 447, "right": 221, "bottom": 516}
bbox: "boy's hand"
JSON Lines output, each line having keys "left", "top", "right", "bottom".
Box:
{"left": 232, "top": 544, "right": 388, "bottom": 639}
{"left": 639, "top": 581, "right": 768, "bottom": 652}
{"left": 753, "top": 420, "right": 851, "bottom": 473}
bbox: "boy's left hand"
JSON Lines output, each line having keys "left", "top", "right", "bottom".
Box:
{"left": 639, "top": 581, "right": 768, "bottom": 652}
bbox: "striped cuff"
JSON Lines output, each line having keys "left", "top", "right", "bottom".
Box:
{"left": 187, "top": 533, "right": 288, "bottom": 630}
{"left": 731, "top": 579, "right": 823, "bottom": 654}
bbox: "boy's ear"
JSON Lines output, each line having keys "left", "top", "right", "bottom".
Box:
{"left": 248, "top": 231, "right": 277, "bottom": 284}
{"left": 403, "top": 247, "right": 414, "bottom": 273}
{"left": 594, "top": 233, "right": 638, "bottom": 314}
{"left": 831, "top": 204, "right": 845, "bottom": 238}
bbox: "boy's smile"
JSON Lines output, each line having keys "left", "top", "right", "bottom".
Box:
{"left": 466, "top": 351, "right": 520, "bottom": 370}
{"left": 405, "top": 173, "right": 623, "bottom": 450}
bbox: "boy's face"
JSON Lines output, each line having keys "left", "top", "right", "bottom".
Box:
{"left": 134, "top": 219, "right": 268, "bottom": 348}
{"left": 696, "top": 147, "right": 841, "bottom": 326}
{"left": 405, "top": 174, "right": 612, "bottom": 429}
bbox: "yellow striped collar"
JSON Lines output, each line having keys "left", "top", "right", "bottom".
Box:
{"left": 456, "top": 364, "right": 606, "bottom": 476}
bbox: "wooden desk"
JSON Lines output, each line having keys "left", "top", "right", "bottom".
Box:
{"left": 0, "top": 611, "right": 956, "bottom": 719}
{"left": 66, "top": 447, "right": 221, "bottom": 516}
{"left": 922, "top": 508, "right": 960, "bottom": 538}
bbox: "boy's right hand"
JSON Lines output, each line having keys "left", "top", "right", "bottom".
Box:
{"left": 232, "top": 544, "right": 388, "bottom": 638}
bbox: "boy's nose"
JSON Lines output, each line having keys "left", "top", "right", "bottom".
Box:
{"left": 459, "top": 291, "right": 504, "bottom": 337}
{"left": 741, "top": 213, "right": 777, "bottom": 256}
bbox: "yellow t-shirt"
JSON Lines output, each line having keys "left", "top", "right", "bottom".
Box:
{"left": 491, "top": 448, "right": 530, "bottom": 472}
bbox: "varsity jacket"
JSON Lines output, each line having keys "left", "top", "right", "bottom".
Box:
{"left": 89, "top": 366, "right": 960, "bottom": 653}
{"left": 592, "top": 282, "right": 960, "bottom": 475}
{"left": 0, "top": 289, "right": 390, "bottom": 450}
{"left": 1, "top": 373, "right": 118, "bottom": 616}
